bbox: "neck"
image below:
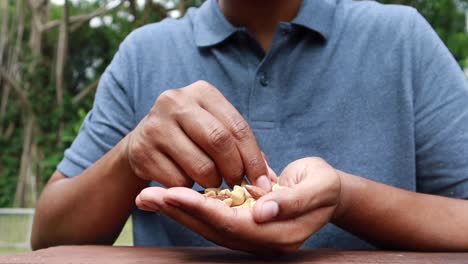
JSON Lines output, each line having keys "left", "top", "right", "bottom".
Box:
{"left": 219, "top": 0, "right": 302, "bottom": 52}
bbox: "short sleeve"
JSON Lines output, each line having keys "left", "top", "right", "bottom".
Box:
{"left": 57, "top": 39, "right": 136, "bottom": 177}
{"left": 412, "top": 12, "right": 468, "bottom": 198}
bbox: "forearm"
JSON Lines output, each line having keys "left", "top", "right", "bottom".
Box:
{"left": 333, "top": 170, "right": 468, "bottom": 251}
{"left": 31, "top": 136, "right": 148, "bottom": 250}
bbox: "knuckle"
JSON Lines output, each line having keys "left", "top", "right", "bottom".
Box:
{"left": 208, "top": 126, "right": 233, "bottom": 151}
{"left": 246, "top": 155, "right": 264, "bottom": 171}
{"left": 228, "top": 167, "right": 244, "bottom": 180}
{"left": 290, "top": 197, "right": 305, "bottom": 213}
{"left": 157, "top": 89, "right": 179, "bottom": 104}
{"left": 304, "top": 156, "right": 327, "bottom": 166}
{"left": 194, "top": 160, "right": 216, "bottom": 178}
{"left": 156, "top": 89, "right": 195, "bottom": 120}
{"left": 139, "top": 118, "right": 166, "bottom": 148}
{"left": 194, "top": 80, "right": 215, "bottom": 91}
{"left": 156, "top": 89, "right": 187, "bottom": 111}
{"left": 193, "top": 80, "right": 220, "bottom": 97}
{"left": 230, "top": 119, "right": 252, "bottom": 141}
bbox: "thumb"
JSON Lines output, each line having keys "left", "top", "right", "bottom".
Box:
{"left": 252, "top": 160, "right": 323, "bottom": 223}
{"left": 252, "top": 184, "right": 316, "bottom": 223}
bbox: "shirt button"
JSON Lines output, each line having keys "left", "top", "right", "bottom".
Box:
{"left": 259, "top": 73, "right": 268, "bottom": 87}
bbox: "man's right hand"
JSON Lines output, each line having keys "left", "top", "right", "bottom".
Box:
{"left": 124, "top": 80, "right": 270, "bottom": 190}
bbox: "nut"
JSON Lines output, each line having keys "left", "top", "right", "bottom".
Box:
{"left": 272, "top": 183, "right": 286, "bottom": 191}
{"left": 204, "top": 190, "right": 217, "bottom": 197}
{"left": 202, "top": 182, "right": 284, "bottom": 209}
{"left": 218, "top": 189, "right": 231, "bottom": 197}
{"left": 233, "top": 198, "right": 256, "bottom": 208}
{"left": 223, "top": 198, "right": 233, "bottom": 207}
{"left": 231, "top": 185, "right": 246, "bottom": 206}
{"left": 204, "top": 188, "right": 220, "bottom": 194}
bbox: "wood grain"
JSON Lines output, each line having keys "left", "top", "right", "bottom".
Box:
{"left": 1, "top": 246, "right": 467, "bottom": 264}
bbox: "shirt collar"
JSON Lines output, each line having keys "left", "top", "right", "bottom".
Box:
{"left": 193, "top": 0, "right": 237, "bottom": 47}
{"left": 193, "top": 0, "right": 337, "bottom": 47}
{"left": 292, "top": 0, "right": 337, "bottom": 40}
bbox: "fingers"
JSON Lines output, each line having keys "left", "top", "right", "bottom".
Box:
{"left": 190, "top": 81, "right": 269, "bottom": 190}
{"left": 136, "top": 187, "right": 250, "bottom": 250}
{"left": 254, "top": 163, "right": 316, "bottom": 223}
{"left": 252, "top": 186, "right": 315, "bottom": 223}
{"left": 136, "top": 187, "right": 223, "bottom": 244}
{"left": 158, "top": 125, "right": 222, "bottom": 188}
{"left": 161, "top": 187, "right": 298, "bottom": 244}
{"left": 263, "top": 153, "right": 278, "bottom": 183}
{"left": 130, "top": 80, "right": 269, "bottom": 190}
{"left": 130, "top": 140, "right": 193, "bottom": 188}
{"left": 127, "top": 118, "right": 194, "bottom": 187}
{"left": 175, "top": 106, "right": 243, "bottom": 187}
{"left": 136, "top": 186, "right": 321, "bottom": 250}
{"left": 253, "top": 158, "right": 340, "bottom": 223}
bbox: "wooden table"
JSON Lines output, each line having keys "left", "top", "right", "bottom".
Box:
{"left": 0, "top": 246, "right": 467, "bottom": 264}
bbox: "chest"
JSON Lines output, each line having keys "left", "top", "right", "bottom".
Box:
{"left": 134, "top": 31, "right": 416, "bottom": 188}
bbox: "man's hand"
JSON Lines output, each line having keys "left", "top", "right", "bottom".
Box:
{"left": 124, "top": 80, "right": 270, "bottom": 190}
{"left": 135, "top": 157, "right": 341, "bottom": 254}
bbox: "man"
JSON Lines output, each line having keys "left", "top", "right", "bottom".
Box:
{"left": 31, "top": 0, "right": 468, "bottom": 254}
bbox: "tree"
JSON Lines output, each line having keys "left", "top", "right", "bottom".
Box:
{"left": 0, "top": 0, "right": 199, "bottom": 208}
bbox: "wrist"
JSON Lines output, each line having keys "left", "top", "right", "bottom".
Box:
{"left": 331, "top": 170, "right": 363, "bottom": 224}
{"left": 118, "top": 133, "right": 149, "bottom": 188}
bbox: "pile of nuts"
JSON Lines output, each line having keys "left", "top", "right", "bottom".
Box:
{"left": 203, "top": 180, "right": 285, "bottom": 208}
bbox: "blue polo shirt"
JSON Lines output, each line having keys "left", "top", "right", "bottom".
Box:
{"left": 58, "top": 0, "right": 468, "bottom": 249}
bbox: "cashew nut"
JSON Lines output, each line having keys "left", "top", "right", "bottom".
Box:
{"left": 202, "top": 182, "right": 284, "bottom": 208}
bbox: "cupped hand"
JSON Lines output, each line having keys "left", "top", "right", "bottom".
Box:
{"left": 123, "top": 80, "right": 270, "bottom": 190}
{"left": 135, "top": 157, "right": 342, "bottom": 254}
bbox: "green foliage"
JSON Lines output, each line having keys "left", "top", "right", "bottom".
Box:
{"left": 378, "top": 0, "right": 468, "bottom": 67}
{"left": 0, "top": 0, "right": 201, "bottom": 207}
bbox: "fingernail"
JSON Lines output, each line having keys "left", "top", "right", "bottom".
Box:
{"left": 164, "top": 197, "right": 181, "bottom": 208}
{"left": 256, "top": 175, "right": 271, "bottom": 191}
{"left": 260, "top": 201, "right": 279, "bottom": 222}
{"left": 141, "top": 201, "right": 160, "bottom": 212}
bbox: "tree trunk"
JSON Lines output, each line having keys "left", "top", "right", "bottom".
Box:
{"left": 14, "top": 114, "right": 37, "bottom": 207}
{"left": 55, "top": 0, "right": 69, "bottom": 145}
{"left": 128, "top": 0, "right": 138, "bottom": 20}
{"left": 0, "top": 0, "right": 11, "bottom": 136}
{"left": 28, "top": 0, "right": 50, "bottom": 56}
{"left": 0, "top": 0, "right": 10, "bottom": 64}
{"left": 10, "top": 0, "right": 40, "bottom": 208}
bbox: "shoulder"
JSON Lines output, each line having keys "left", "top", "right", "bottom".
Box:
{"left": 106, "top": 7, "right": 200, "bottom": 82}
{"left": 343, "top": 0, "right": 418, "bottom": 23}
{"left": 116, "top": 7, "right": 201, "bottom": 61}
{"left": 338, "top": 0, "right": 421, "bottom": 40}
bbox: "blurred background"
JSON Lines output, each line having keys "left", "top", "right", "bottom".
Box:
{"left": 0, "top": 0, "right": 467, "bottom": 255}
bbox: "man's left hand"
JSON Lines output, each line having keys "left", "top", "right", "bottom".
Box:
{"left": 135, "top": 157, "right": 342, "bottom": 254}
